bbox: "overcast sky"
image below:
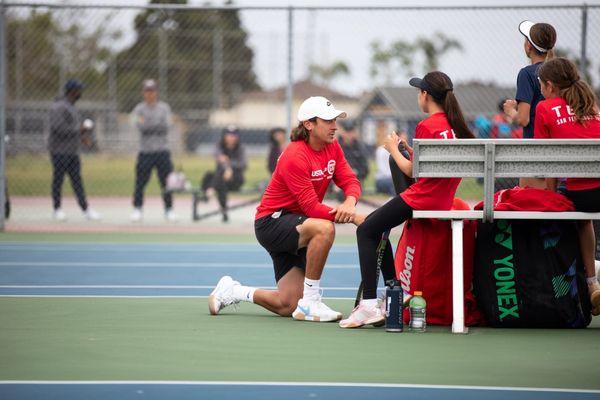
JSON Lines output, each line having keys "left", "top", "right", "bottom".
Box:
{"left": 8, "top": 0, "right": 600, "bottom": 95}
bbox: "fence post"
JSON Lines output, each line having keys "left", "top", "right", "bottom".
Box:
{"left": 286, "top": 6, "right": 293, "bottom": 137}
{"left": 0, "top": 0, "right": 6, "bottom": 231}
{"left": 158, "top": 27, "right": 168, "bottom": 101}
{"left": 580, "top": 3, "right": 588, "bottom": 79}
{"left": 212, "top": 27, "right": 223, "bottom": 109}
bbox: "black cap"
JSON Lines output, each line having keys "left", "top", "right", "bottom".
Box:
{"left": 223, "top": 125, "right": 240, "bottom": 135}
{"left": 64, "top": 79, "right": 84, "bottom": 94}
{"left": 409, "top": 74, "right": 452, "bottom": 102}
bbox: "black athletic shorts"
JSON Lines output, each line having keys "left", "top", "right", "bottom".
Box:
{"left": 565, "top": 187, "right": 600, "bottom": 213}
{"left": 254, "top": 210, "right": 308, "bottom": 282}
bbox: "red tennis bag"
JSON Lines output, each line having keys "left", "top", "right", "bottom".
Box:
{"left": 394, "top": 198, "right": 483, "bottom": 326}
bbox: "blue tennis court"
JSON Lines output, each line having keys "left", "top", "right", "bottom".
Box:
{"left": 1, "top": 241, "right": 599, "bottom": 400}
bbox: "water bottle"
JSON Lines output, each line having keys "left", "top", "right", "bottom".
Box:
{"left": 409, "top": 291, "right": 426, "bottom": 332}
{"left": 385, "top": 279, "right": 403, "bottom": 332}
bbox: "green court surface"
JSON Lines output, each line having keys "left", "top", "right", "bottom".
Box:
{"left": 1, "top": 297, "right": 599, "bottom": 389}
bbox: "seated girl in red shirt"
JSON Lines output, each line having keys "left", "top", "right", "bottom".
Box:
{"left": 534, "top": 57, "right": 600, "bottom": 315}
{"left": 340, "top": 71, "right": 475, "bottom": 328}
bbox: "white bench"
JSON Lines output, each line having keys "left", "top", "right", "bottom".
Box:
{"left": 410, "top": 139, "right": 600, "bottom": 333}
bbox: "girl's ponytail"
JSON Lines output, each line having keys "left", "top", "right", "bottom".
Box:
{"left": 443, "top": 90, "right": 474, "bottom": 139}
{"left": 563, "top": 80, "right": 597, "bottom": 124}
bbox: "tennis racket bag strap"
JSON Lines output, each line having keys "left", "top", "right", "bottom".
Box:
{"left": 473, "top": 220, "right": 592, "bottom": 328}
{"left": 394, "top": 199, "right": 483, "bottom": 326}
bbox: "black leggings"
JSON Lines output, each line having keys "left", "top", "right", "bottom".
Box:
{"left": 51, "top": 153, "right": 88, "bottom": 211}
{"left": 356, "top": 195, "right": 413, "bottom": 299}
{"left": 133, "top": 151, "right": 173, "bottom": 210}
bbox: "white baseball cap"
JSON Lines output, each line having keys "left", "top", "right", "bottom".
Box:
{"left": 297, "top": 96, "right": 347, "bottom": 122}
{"left": 519, "top": 20, "right": 549, "bottom": 53}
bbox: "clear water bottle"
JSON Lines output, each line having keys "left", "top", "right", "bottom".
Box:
{"left": 409, "top": 291, "right": 426, "bottom": 333}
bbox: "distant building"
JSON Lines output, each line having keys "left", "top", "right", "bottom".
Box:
{"left": 210, "top": 79, "right": 360, "bottom": 129}
{"left": 357, "top": 83, "right": 515, "bottom": 145}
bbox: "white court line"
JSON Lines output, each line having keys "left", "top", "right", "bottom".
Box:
{"left": 0, "top": 243, "right": 359, "bottom": 253}
{"left": 0, "top": 285, "right": 357, "bottom": 290}
{"left": 0, "top": 261, "right": 356, "bottom": 269}
{"left": 0, "top": 380, "right": 597, "bottom": 394}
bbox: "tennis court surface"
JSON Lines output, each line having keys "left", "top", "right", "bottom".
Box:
{"left": 1, "top": 236, "right": 599, "bottom": 400}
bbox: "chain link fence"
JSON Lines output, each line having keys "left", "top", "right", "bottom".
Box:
{"left": 1, "top": 3, "right": 599, "bottom": 232}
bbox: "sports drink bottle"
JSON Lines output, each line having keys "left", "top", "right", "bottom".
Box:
{"left": 409, "top": 291, "right": 426, "bottom": 332}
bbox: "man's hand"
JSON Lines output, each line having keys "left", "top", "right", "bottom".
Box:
{"left": 329, "top": 196, "right": 357, "bottom": 223}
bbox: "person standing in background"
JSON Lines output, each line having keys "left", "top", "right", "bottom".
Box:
{"left": 503, "top": 20, "right": 556, "bottom": 188}
{"left": 130, "top": 79, "right": 178, "bottom": 222}
{"left": 48, "top": 79, "right": 101, "bottom": 221}
{"left": 267, "top": 127, "right": 286, "bottom": 175}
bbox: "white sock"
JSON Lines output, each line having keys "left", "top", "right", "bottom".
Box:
{"left": 232, "top": 285, "right": 256, "bottom": 303}
{"left": 360, "top": 298, "right": 378, "bottom": 308}
{"left": 587, "top": 276, "right": 599, "bottom": 286}
{"left": 303, "top": 278, "right": 320, "bottom": 299}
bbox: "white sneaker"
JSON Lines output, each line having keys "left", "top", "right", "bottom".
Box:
{"left": 208, "top": 276, "right": 241, "bottom": 315}
{"left": 339, "top": 302, "right": 385, "bottom": 328}
{"left": 292, "top": 296, "right": 343, "bottom": 322}
{"left": 53, "top": 208, "right": 67, "bottom": 221}
{"left": 84, "top": 208, "right": 101, "bottom": 221}
{"left": 130, "top": 208, "right": 143, "bottom": 222}
{"left": 165, "top": 209, "right": 179, "bottom": 222}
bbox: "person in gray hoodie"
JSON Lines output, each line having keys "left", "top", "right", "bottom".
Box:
{"left": 130, "top": 79, "right": 178, "bottom": 222}
{"left": 48, "top": 79, "right": 100, "bottom": 221}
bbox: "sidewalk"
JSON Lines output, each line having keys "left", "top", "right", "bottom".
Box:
{"left": 5, "top": 195, "right": 387, "bottom": 236}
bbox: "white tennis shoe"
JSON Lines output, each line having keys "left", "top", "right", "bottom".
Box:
{"left": 339, "top": 302, "right": 385, "bottom": 329}
{"left": 53, "top": 208, "right": 67, "bottom": 221}
{"left": 208, "top": 276, "right": 241, "bottom": 315}
{"left": 130, "top": 208, "right": 143, "bottom": 222}
{"left": 292, "top": 296, "right": 342, "bottom": 322}
{"left": 84, "top": 208, "right": 101, "bottom": 221}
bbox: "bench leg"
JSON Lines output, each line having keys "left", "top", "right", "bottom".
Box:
{"left": 192, "top": 192, "right": 200, "bottom": 221}
{"left": 451, "top": 219, "right": 468, "bottom": 334}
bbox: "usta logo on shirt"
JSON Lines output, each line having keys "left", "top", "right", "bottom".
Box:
{"left": 311, "top": 160, "right": 336, "bottom": 180}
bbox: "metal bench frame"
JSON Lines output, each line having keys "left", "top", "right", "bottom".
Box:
{"left": 411, "top": 139, "right": 600, "bottom": 333}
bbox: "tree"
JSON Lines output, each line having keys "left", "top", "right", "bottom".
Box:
{"left": 369, "top": 32, "right": 462, "bottom": 86}
{"left": 115, "top": 0, "right": 259, "bottom": 112}
{"left": 6, "top": 9, "right": 118, "bottom": 101}
{"left": 414, "top": 32, "right": 463, "bottom": 72}
{"left": 369, "top": 39, "right": 414, "bottom": 86}
{"left": 308, "top": 60, "right": 350, "bottom": 86}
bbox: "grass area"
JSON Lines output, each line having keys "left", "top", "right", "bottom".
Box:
{"left": 0, "top": 297, "right": 598, "bottom": 388}
{"left": 5, "top": 153, "right": 271, "bottom": 197}
{"left": 6, "top": 153, "right": 484, "bottom": 200}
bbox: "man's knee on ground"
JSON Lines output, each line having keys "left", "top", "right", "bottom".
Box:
{"left": 277, "top": 298, "right": 300, "bottom": 317}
